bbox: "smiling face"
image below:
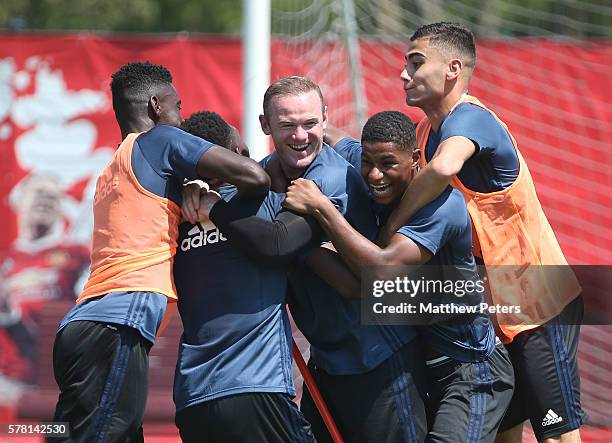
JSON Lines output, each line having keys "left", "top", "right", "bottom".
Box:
{"left": 360, "top": 141, "right": 419, "bottom": 206}
{"left": 259, "top": 90, "right": 327, "bottom": 179}
{"left": 400, "top": 38, "right": 449, "bottom": 110}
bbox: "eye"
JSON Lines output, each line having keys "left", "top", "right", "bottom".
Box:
{"left": 380, "top": 161, "right": 398, "bottom": 170}
{"left": 412, "top": 61, "right": 422, "bottom": 69}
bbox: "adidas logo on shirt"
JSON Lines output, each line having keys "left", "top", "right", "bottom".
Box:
{"left": 541, "top": 409, "right": 563, "bottom": 427}
{"left": 180, "top": 221, "right": 227, "bottom": 251}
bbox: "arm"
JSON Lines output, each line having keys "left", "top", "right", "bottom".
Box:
{"left": 207, "top": 193, "right": 324, "bottom": 265}
{"left": 378, "top": 136, "right": 475, "bottom": 246}
{"left": 283, "top": 179, "right": 432, "bottom": 276}
{"left": 304, "top": 244, "right": 361, "bottom": 299}
{"left": 196, "top": 146, "right": 270, "bottom": 196}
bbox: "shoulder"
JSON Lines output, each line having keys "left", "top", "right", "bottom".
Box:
{"left": 259, "top": 153, "right": 274, "bottom": 168}
{"left": 306, "top": 145, "right": 357, "bottom": 185}
{"left": 413, "top": 187, "right": 468, "bottom": 228}
{"left": 139, "top": 125, "right": 212, "bottom": 149}
{"left": 332, "top": 137, "right": 362, "bottom": 169}
{"left": 442, "top": 103, "right": 501, "bottom": 135}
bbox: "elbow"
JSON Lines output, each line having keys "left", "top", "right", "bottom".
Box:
{"left": 430, "top": 158, "right": 461, "bottom": 180}
{"left": 241, "top": 164, "right": 271, "bottom": 195}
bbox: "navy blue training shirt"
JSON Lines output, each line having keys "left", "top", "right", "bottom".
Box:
{"left": 335, "top": 138, "right": 495, "bottom": 363}
{"left": 172, "top": 186, "right": 296, "bottom": 411}
{"left": 426, "top": 102, "right": 519, "bottom": 193}
{"left": 59, "top": 125, "right": 213, "bottom": 344}
{"left": 262, "top": 145, "right": 417, "bottom": 375}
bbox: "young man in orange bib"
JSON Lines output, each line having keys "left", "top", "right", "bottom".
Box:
{"left": 48, "top": 62, "right": 269, "bottom": 442}
{"left": 378, "top": 23, "right": 585, "bottom": 443}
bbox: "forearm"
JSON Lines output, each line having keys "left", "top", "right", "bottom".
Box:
{"left": 196, "top": 146, "right": 270, "bottom": 196}
{"left": 304, "top": 247, "right": 361, "bottom": 299}
{"left": 210, "top": 198, "right": 323, "bottom": 264}
{"left": 383, "top": 161, "right": 451, "bottom": 240}
{"left": 223, "top": 162, "right": 271, "bottom": 196}
{"left": 311, "top": 199, "right": 387, "bottom": 275}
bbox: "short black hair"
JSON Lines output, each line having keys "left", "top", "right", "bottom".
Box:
{"left": 411, "top": 22, "right": 476, "bottom": 69}
{"left": 263, "top": 76, "right": 325, "bottom": 117}
{"left": 361, "top": 111, "right": 416, "bottom": 152}
{"left": 181, "top": 111, "right": 232, "bottom": 148}
{"left": 110, "top": 61, "right": 173, "bottom": 105}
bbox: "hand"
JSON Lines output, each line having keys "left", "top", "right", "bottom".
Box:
{"left": 197, "top": 190, "right": 222, "bottom": 222}
{"left": 181, "top": 180, "right": 209, "bottom": 224}
{"left": 283, "top": 178, "right": 326, "bottom": 215}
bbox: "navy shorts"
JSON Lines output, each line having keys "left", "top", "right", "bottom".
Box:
{"left": 425, "top": 343, "right": 515, "bottom": 443}
{"left": 300, "top": 339, "right": 428, "bottom": 443}
{"left": 499, "top": 295, "right": 587, "bottom": 440}
{"left": 175, "top": 392, "right": 314, "bottom": 443}
{"left": 49, "top": 320, "right": 150, "bottom": 443}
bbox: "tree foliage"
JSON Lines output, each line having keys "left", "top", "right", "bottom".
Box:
{"left": 1, "top": 0, "right": 609, "bottom": 37}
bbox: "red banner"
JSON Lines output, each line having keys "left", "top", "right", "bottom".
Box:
{"left": 0, "top": 33, "right": 610, "bottom": 424}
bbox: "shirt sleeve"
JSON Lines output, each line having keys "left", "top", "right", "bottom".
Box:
{"left": 438, "top": 104, "right": 519, "bottom": 192}
{"left": 166, "top": 127, "right": 214, "bottom": 181}
{"left": 395, "top": 189, "right": 463, "bottom": 256}
{"left": 208, "top": 192, "right": 324, "bottom": 266}
{"left": 132, "top": 125, "right": 214, "bottom": 202}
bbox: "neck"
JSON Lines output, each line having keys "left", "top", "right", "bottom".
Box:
{"left": 422, "top": 88, "right": 467, "bottom": 132}
{"left": 279, "top": 162, "right": 306, "bottom": 182}
{"left": 119, "top": 115, "right": 155, "bottom": 139}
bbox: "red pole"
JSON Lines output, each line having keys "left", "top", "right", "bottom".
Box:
{"left": 292, "top": 339, "right": 345, "bottom": 443}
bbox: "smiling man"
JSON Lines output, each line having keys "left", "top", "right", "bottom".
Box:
{"left": 188, "top": 77, "right": 427, "bottom": 442}
{"left": 378, "top": 22, "right": 585, "bottom": 443}
{"left": 283, "top": 110, "right": 514, "bottom": 443}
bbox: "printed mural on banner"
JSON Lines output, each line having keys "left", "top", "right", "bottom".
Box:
{"left": 0, "top": 54, "right": 112, "bottom": 417}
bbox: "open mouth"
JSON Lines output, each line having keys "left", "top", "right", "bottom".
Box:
{"left": 369, "top": 183, "right": 392, "bottom": 197}
{"left": 288, "top": 143, "right": 309, "bottom": 152}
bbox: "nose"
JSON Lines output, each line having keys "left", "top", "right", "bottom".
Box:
{"left": 293, "top": 125, "right": 308, "bottom": 141}
{"left": 368, "top": 167, "right": 383, "bottom": 182}
{"left": 400, "top": 68, "right": 410, "bottom": 82}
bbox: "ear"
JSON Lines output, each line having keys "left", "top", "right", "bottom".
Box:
{"left": 259, "top": 114, "right": 271, "bottom": 135}
{"left": 321, "top": 105, "right": 328, "bottom": 130}
{"left": 447, "top": 58, "right": 462, "bottom": 81}
{"left": 149, "top": 95, "right": 162, "bottom": 120}
{"left": 412, "top": 147, "right": 421, "bottom": 168}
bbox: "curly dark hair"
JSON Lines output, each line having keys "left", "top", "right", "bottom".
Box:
{"left": 361, "top": 111, "right": 416, "bottom": 152}
{"left": 110, "top": 61, "right": 173, "bottom": 105}
{"left": 411, "top": 22, "right": 476, "bottom": 69}
{"left": 181, "top": 111, "right": 232, "bottom": 148}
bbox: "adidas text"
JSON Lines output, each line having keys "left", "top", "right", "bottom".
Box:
{"left": 181, "top": 222, "right": 227, "bottom": 251}
{"left": 542, "top": 409, "right": 563, "bottom": 427}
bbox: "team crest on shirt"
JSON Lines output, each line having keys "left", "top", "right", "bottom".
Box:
{"left": 180, "top": 221, "right": 227, "bottom": 251}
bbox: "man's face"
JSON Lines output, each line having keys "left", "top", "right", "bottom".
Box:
{"left": 360, "top": 141, "right": 416, "bottom": 206}
{"left": 400, "top": 38, "right": 448, "bottom": 109}
{"left": 260, "top": 90, "right": 327, "bottom": 179}
{"left": 228, "top": 126, "right": 250, "bottom": 157}
{"left": 19, "top": 176, "right": 62, "bottom": 239}
{"left": 157, "top": 84, "right": 184, "bottom": 127}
